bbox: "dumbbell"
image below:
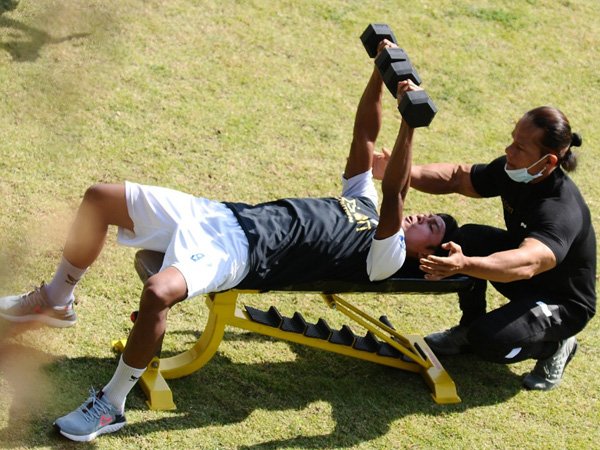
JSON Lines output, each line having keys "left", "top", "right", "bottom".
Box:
{"left": 360, "top": 23, "right": 398, "bottom": 57}
{"left": 360, "top": 24, "right": 437, "bottom": 128}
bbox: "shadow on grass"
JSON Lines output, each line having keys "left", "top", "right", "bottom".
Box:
{"left": 0, "top": 15, "right": 88, "bottom": 62}
{"left": 0, "top": 323, "right": 523, "bottom": 449}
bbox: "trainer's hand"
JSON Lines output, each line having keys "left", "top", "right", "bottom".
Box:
{"left": 372, "top": 147, "right": 391, "bottom": 180}
{"left": 419, "top": 242, "right": 466, "bottom": 280}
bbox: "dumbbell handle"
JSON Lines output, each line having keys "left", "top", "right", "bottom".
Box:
{"left": 375, "top": 47, "right": 422, "bottom": 97}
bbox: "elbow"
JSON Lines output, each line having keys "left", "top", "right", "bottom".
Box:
{"left": 516, "top": 268, "right": 537, "bottom": 281}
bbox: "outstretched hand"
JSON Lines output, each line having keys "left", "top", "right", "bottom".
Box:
{"left": 419, "top": 241, "right": 467, "bottom": 280}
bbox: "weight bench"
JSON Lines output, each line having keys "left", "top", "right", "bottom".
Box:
{"left": 112, "top": 250, "right": 475, "bottom": 410}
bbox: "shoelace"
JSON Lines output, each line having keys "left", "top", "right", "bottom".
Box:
{"left": 17, "top": 286, "right": 46, "bottom": 310}
{"left": 79, "top": 388, "right": 112, "bottom": 423}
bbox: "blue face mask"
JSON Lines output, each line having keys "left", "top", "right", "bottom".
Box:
{"left": 504, "top": 154, "right": 549, "bottom": 183}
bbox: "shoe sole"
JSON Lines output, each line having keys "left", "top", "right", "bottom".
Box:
{"left": 55, "top": 421, "right": 126, "bottom": 442}
{"left": 0, "top": 312, "right": 76, "bottom": 328}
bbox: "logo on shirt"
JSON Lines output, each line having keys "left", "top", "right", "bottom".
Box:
{"left": 338, "top": 197, "right": 377, "bottom": 232}
{"left": 190, "top": 253, "right": 205, "bottom": 262}
{"left": 520, "top": 222, "right": 527, "bottom": 229}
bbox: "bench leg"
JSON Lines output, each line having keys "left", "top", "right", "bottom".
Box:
{"left": 410, "top": 336, "right": 461, "bottom": 404}
{"left": 138, "top": 356, "right": 177, "bottom": 410}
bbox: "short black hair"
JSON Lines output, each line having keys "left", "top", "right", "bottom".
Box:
{"left": 435, "top": 213, "right": 459, "bottom": 255}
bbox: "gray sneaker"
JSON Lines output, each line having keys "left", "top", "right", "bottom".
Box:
{"left": 54, "top": 388, "right": 127, "bottom": 442}
{"left": 523, "top": 336, "right": 578, "bottom": 391}
{"left": 424, "top": 325, "right": 471, "bottom": 355}
{"left": 0, "top": 284, "right": 76, "bottom": 328}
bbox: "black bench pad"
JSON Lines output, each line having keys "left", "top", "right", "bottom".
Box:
{"left": 134, "top": 250, "right": 473, "bottom": 294}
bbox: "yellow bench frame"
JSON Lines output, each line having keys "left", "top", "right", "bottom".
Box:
{"left": 113, "top": 250, "right": 474, "bottom": 410}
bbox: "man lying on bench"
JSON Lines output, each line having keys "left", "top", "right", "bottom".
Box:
{"left": 0, "top": 39, "right": 457, "bottom": 442}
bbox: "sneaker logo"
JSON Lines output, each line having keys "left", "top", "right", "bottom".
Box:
{"left": 99, "top": 415, "right": 113, "bottom": 427}
{"left": 33, "top": 305, "right": 43, "bottom": 314}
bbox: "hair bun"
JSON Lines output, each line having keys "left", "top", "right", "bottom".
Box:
{"left": 571, "top": 132, "right": 583, "bottom": 147}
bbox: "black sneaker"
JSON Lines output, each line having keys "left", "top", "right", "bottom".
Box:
{"left": 424, "top": 325, "right": 470, "bottom": 355}
{"left": 523, "top": 336, "right": 578, "bottom": 391}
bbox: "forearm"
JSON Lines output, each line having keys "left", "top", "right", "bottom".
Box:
{"left": 352, "top": 68, "right": 384, "bottom": 143}
{"left": 345, "top": 68, "right": 386, "bottom": 179}
{"left": 381, "top": 120, "right": 413, "bottom": 201}
{"left": 375, "top": 120, "right": 413, "bottom": 239}
{"left": 462, "top": 249, "right": 552, "bottom": 283}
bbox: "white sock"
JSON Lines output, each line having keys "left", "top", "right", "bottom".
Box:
{"left": 102, "top": 356, "right": 146, "bottom": 413}
{"left": 44, "top": 257, "right": 87, "bottom": 306}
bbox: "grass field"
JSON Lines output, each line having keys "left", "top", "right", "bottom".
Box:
{"left": 0, "top": 0, "right": 599, "bottom": 448}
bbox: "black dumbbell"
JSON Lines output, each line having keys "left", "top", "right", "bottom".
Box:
{"left": 375, "top": 47, "right": 436, "bottom": 128}
{"left": 360, "top": 24, "right": 437, "bottom": 128}
{"left": 375, "top": 47, "right": 422, "bottom": 95}
{"left": 360, "top": 23, "right": 398, "bottom": 58}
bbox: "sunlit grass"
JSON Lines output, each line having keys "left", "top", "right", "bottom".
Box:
{"left": 1, "top": 0, "right": 599, "bottom": 448}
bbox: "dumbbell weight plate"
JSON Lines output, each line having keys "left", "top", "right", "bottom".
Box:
{"left": 360, "top": 23, "right": 398, "bottom": 58}
{"left": 398, "top": 91, "right": 438, "bottom": 128}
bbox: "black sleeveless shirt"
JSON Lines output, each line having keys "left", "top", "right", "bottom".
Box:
{"left": 224, "top": 196, "right": 379, "bottom": 289}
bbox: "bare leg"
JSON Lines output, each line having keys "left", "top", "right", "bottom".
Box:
{"left": 122, "top": 267, "right": 188, "bottom": 368}
{"left": 63, "top": 183, "right": 134, "bottom": 269}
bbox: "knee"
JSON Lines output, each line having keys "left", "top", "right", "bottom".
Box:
{"left": 82, "top": 184, "right": 112, "bottom": 210}
{"left": 140, "top": 274, "right": 185, "bottom": 314}
{"left": 83, "top": 183, "right": 108, "bottom": 202}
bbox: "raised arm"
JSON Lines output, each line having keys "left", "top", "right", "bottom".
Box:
{"left": 344, "top": 40, "right": 395, "bottom": 179}
{"left": 375, "top": 80, "right": 416, "bottom": 239}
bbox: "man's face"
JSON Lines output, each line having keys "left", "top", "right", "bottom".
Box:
{"left": 402, "top": 214, "right": 446, "bottom": 258}
{"left": 505, "top": 117, "right": 547, "bottom": 172}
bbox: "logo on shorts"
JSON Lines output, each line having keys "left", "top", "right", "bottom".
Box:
{"left": 190, "top": 253, "right": 205, "bottom": 262}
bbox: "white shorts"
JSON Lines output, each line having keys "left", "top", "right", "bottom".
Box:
{"left": 118, "top": 182, "right": 250, "bottom": 298}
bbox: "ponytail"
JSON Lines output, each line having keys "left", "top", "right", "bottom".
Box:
{"left": 560, "top": 132, "right": 582, "bottom": 172}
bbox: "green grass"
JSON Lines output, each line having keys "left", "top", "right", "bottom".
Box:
{"left": 1, "top": 0, "right": 599, "bottom": 448}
